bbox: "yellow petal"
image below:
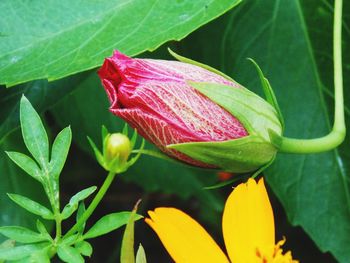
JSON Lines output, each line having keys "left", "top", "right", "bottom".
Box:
{"left": 145, "top": 207, "right": 229, "bottom": 263}
{"left": 222, "top": 178, "right": 275, "bottom": 263}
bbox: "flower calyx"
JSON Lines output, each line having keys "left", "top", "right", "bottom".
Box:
{"left": 88, "top": 125, "right": 145, "bottom": 173}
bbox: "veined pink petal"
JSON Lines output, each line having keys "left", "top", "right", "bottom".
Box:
{"left": 98, "top": 50, "right": 248, "bottom": 167}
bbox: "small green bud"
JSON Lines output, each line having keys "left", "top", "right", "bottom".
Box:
{"left": 106, "top": 133, "right": 132, "bottom": 163}
{"left": 88, "top": 126, "right": 144, "bottom": 174}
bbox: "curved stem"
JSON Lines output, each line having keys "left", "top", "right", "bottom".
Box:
{"left": 279, "top": 0, "right": 345, "bottom": 153}
{"left": 64, "top": 171, "right": 117, "bottom": 238}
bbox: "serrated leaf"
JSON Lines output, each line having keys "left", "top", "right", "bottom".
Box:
{"left": 50, "top": 126, "right": 72, "bottom": 179}
{"left": 5, "top": 152, "right": 42, "bottom": 182}
{"left": 19, "top": 96, "right": 49, "bottom": 169}
{"left": 57, "top": 244, "right": 84, "bottom": 263}
{"left": 0, "top": 243, "right": 46, "bottom": 261}
{"left": 75, "top": 241, "right": 92, "bottom": 257}
{"left": 135, "top": 244, "right": 147, "bottom": 263}
{"left": 83, "top": 212, "right": 142, "bottom": 240}
{"left": 61, "top": 186, "right": 97, "bottom": 220}
{"left": 0, "top": 0, "right": 241, "bottom": 86}
{"left": 7, "top": 193, "right": 54, "bottom": 220}
{"left": 0, "top": 226, "right": 48, "bottom": 243}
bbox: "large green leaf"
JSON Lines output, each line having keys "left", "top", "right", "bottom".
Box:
{"left": 180, "top": 0, "right": 350, "bottom": 261}
{"left": 50, "top": 72, "right": 224, "bottom": 217}
{"left": 0, "top": 0, "right": 241, "bottom": 86}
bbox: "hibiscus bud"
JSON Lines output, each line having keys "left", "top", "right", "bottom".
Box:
{"left": 98, "top": 50, "right": 282, "bottom": 172}
{"left": 106, "top": 133, "right": 131, "bottom": 163}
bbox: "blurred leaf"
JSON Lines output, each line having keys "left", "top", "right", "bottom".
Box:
{"left": 0, "top": 0, "right": 241, "bottom": 86}
{"left": 0, "top": 243, "right": 47, "bottom": 261}
{"left": 7, "top": 193, "right": 54, "bottom": 220}
{"left": 83, "top": 212, "right": 142, "bottom": 240}
{"left": 19, "top": 96, "right": 49, "bottom": 168}
{"left": 5, "top": 151, "right": 42, "bottom": 183}
{"left": 57, "top": 244, "right": 84, "bottom": 263}
{"left": 136, "top": 244, "right": 147, "bottom": 263}
{"left": 51, "top": 73, "right": 224, "bottom": 216}
{"left": 50, "top": 126, "right": 72, "bottom": 179}
{"left": 0, "top": 239, "right": 15, "bottom": 249}
{"left": 0, "top": 73, "right": 88, "bottom": 144}
{"left": 0, "top": 226, "right": 47, "bottom": 243}
{"left": 75, "top": 241, "right": 93, "bottom": 257}
{"left": 61, "top": 186, "right": 97, "bottom": 220}
{"left": 0, "top": 239, "right": 15, "bottom": 263}
{"left": 26, "top": 250, "right": 50, "bottom": 263}
{"left": 179, "top": 0, "right": 350, "bottom": 261}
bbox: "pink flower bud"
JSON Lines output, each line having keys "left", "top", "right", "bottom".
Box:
{"left": 98, "top": 51, "right": 248, "bottom": 167}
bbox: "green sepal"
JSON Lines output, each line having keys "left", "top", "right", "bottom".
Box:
{"left": 168, "top": 135, "right": 276, "bottom": 173}
{"left": 248, "top": 58, "right": 285, "bottom": 130}
{"left": 188, "top": 81, "right": 282, "bottom": 142}
{"left": 87, "top": 136, "right": 106, "bottom": 169}
{"left": 88, "top": 126, "right": 145, "bottom": 173}
{"left": 168, "top": 48, "right": 234, "bottom": 82}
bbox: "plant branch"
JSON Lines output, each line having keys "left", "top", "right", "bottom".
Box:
{"left": 278, "top": 0, "right": 345, "bottom": 153}
{"left": 63, "top": 171, "right": 117, "bottom": 238}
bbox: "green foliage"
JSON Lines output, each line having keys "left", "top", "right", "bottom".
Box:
{"left": 61, "top": 187, "right": 97, "bottom": 219}
{"left": 0, "top": 0, "right": 241, "bottom": 86}
{"left": 0, "top": 243, "right": 50, "bottom": 261}
{"left": 0, "top": 97, "right": 143, "bottom": 261}
{"left": 179, "top": 0, "right": 350, "bottom": 261}
{"left": 0, "top": 0, "right": 349, "bottom": 262}
{"left": 7, "top": 193, "right": 54, "bottom": 220}
{"left": 57, "top": 245, "right": 84, "bottom": 263}
{"left": 83, "top": 212, "right": 142, "bottom": 240}
{"left": 120, "top": 206, "right": 138, "bottom": 263}
{"left": 75, "top": 241, "right": 93, "bottom": 257}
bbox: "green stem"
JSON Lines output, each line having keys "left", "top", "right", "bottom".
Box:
{"left": 279, "top": 0, "right": 345, "bottom": 153}
{"left": 64, "top": 171, "right": 117, "bottom": 238}
{"left": 54, "top": 216, "right": 62, "bottom": 243}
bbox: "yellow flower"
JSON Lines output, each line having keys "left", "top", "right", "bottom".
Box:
{"left": 145, "top": 178, "right": 298, "bottom": 263}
